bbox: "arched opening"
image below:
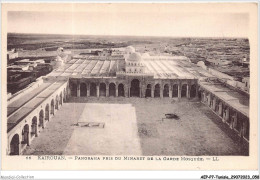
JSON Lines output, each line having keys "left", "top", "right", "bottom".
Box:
{"left": 31, "top": 116, "right": 38, "bottom": 137}
{"left": 10, "top": 134, "right": 19, "bottom": 155}
{"left": 45, "top": 104, "right": 49, "bottom": 121}
{"left": 130, "top": 79, "right": 140, "bottom": 97}
{"left": 190, "top": 84, "right": 196, "bottom": 98}
{"left": 118, "top": 83, "right": 124, "bottom": 97}
{"left": 22, "top": 124, "right": 29, "bottom": 146}
{"left": 50, "top": 99, "right": 54, "bottom": 115}
{"left": 181, "top": 84, "right": 187, "bottom": 98}
{"left": 109, "top": 83, "right": 116, "bottom": 97}
{"left": 163, "top": 84, "right": 169, "bottom": 97}
{"left": 70, "top": 83, "right": 77, "bottom": 97}
{"left": 39, "top": 110, "right": 44, "bottom": 129}
{"left": 59, "top": 93, "right": 62, "bottom": 105}
{"left": 154, "top": 84, "right": 160, "bottom": 98}
{"left": 80, "top": 83, "right": 87, "bottom": 97}
{"left": 172, "top": 84, "right": 178, "bottom": 97}
{"left": 55, "top": 95, "right": 59, "bottom": 110}
{"left": 90, "top": 83, "right": 97, "bottom": 96}
{"left": 145, "top": 84, "right": 151, "bottom": 97}
{"left": 99, "top": 83, "right": 106, "bottom": 96}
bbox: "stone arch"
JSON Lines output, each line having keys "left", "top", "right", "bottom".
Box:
{"left": 39, "top": 109, "right": 44, "bottom": 129}
{"left": 21, "top": 124, "right": 30, "bottom": 146}
{"left": 99, "top": 83, "right": 106, "bottom": 96}
{"left": 172, "top": 84, "right": 178, "bottom": 97}
{"left": 31, "top": 116, "right": 38, "bottom": 137}
{"left": 10, "top": 134, "right": 19, "bottom": 155}
{"left": 130, "top": 79, "right": 140, "bottom": 97}
{"left": 118, "top": 83, "right": 125, "bottom": 97}
{"left": 190, "top": 84, "right": 196, "bottom": 98}
{"left": 181, "top": 84, "right": 187, "bottom": 98}
{"left": 145, "top": 84, "right": 152, "bottom": 97}
{"left": 45, "top": 104, "right": 49, "bottom": 121}
{"left": 109, "top": 83, "right": 116, "bottom": 97}
{"left": 90, "top": 83, "right": 97, "bottom": 96}
{"left": 80, "top": 83, "right": 87, "bottom": 97}
{"left": 163, "top": 84, "right": 169, "bottom": 97}
{"left": 154, "top": 84, "right": 160, "bottom": 98}
{"left": 70, "top": 83, "right": 77, "bottom": 97}
{"left": 50, "top": 99, "right": 55, "bottom": 115}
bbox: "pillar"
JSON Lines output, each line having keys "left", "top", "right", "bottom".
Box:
{"left": 87, "top": 84, "right": 90, "bottom": 97}
{"left": 207, "top": 94, "right": 211, "bottom": 106}
{"left": 196, "top": 85, "right": 199, "bottom": 97}
{"left": 160, "top": 87, "right": 163, "bottom": 98}
{"left": 151, "top": 86, "right": 154, "bottom": 98}
{"left": 169, "top": 89, "right": 172, "bottom": 98}
{"left": 178, "top": 84, "right": 181, "bottom": 98}
{"left": 186, "top": 84, "right": 190, "bottom": 98}
{"left": 97, "top": 85, "right": 100, "bottom": 97}
{"left": 106, "top": 87, "right": 109, "bottom": 97}
{"left": 77, "top": 83, "right": 80, "bottom": 97}
{"left": 223, "top": 107, "right": 229, "bottom": 123}
{"left": 231, "top": 112, "right": 238, "bottom": 130}
{"left": 116, "top": 89, "right": 118, "bottom": 97}
{"left": 212, "top": 98, "right": 215, "bottom": 110}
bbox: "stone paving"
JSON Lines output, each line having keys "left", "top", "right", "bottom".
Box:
{"left": 23, "top": 97, "right": 246, "bottom": 156}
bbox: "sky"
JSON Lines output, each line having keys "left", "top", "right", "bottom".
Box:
{"left": 7, "top": 10, "right": 249, "bottom": 38}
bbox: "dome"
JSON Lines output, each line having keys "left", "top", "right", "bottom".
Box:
{"left": 127, "top": 52, "right": 142, "bottom": 62}
{"left": 125, "top": 46, "right": 135, "bottom": 53}
{"left": 142, "top": 53, "right": 150, "bottom": 58}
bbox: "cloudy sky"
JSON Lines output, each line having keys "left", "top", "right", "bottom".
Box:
{"left": 7, "top": 4, "right": 249, "bottom": 37}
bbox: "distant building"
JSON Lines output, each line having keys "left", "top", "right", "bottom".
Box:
{"left": 7, "top": 49, "right": 18, "bottom": 60}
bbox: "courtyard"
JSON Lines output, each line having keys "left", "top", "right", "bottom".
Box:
{"left": 23, "top": 97, "right": 246, "bottom": 156}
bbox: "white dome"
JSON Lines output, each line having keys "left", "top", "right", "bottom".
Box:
{"left": 142, "top": 53, "right": 150, "bottom": 58}
{"left": 125, "top": 46, "right": 135, "bottom": 53}
{"left": 127, "top": 52, "right": 142, "bottom": 62}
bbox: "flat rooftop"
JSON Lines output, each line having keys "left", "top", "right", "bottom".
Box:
{"left": 7, "top": 80, "right": 67, "bottom": 132}
{"left": 47, "top": 55, "right": 213, "bottom": 79}
{"left": 199, "top": 81, "right": 249, "bottom": 118}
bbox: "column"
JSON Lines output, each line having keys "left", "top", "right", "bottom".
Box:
{"left": 87, "top": 84, "right": 90, "bottom": 97}
{"left": 151, "top": 86, "right": 154, "bottom": 98}
{"left": 169, "top": 89, "right": 172, "bottom": 98}
{"left": 218, "top": 102, "right": 223, "bottom": 116}
{"left": 106, "top": 87, "right": 109, "bottom": 97}
{"left": 186, "top": 84, "right": 190, "bottom": 98}
{"left": 97, "top": 84, "right": 100, "bottom": 97}
{"left": 178, "top": 84, "right": 181, "bottom": 98}
{"left": 207, "top": 94, "right": 211, "bottom": 106}
{"left": 77, "top": 83, "right": 80, "bottom": 97}
{"left": 116, "top": 89, "right": 118, "bottom": 97}
{"left": 195, "top": 85, "right": 199, "bottom": 97}
{"left": 213, "top": 98, "right": 216, "bottom": 110}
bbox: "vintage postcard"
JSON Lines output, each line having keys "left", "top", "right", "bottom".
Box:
{"left": 1, "top": 2, "right": 258, "bottom": 172}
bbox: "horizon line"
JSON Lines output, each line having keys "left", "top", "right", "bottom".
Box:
{"left": 7, "top": 32, "right": 248, "bottom": 39}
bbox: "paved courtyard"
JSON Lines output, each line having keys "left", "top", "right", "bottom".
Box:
{"left": 23, "top": 97, "right": 246, "bottom": 156}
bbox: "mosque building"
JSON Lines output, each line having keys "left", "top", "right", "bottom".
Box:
{"left": 7, "top": 46, "right": 249, "bottom": 155}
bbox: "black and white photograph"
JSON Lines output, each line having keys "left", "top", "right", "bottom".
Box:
{"left": 1, "top": 2, "right": 258, "bottom": 174}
